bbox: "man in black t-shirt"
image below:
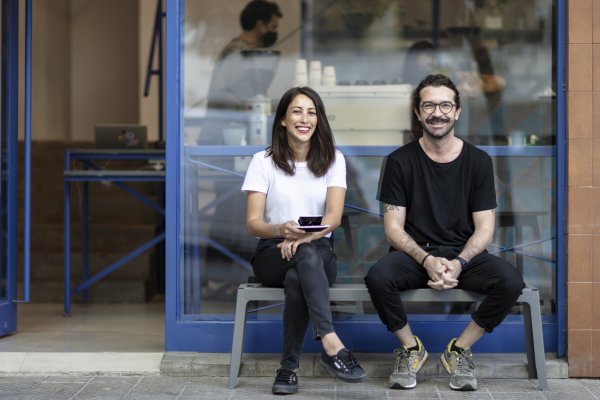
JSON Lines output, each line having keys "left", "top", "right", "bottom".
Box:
{"left": 365, "top": 74, "right": 524, "bottom": 392}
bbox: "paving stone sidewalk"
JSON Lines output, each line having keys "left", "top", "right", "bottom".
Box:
{"left": 0, "top": 375, "right": 597, "bottom": 400}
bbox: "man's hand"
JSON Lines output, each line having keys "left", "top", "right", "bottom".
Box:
{"left": 441, "top": 258, "right": 463, "bottom": 281}
{"left": 424, "top": 256, "right": 460, "bottom": 290}
{"left": 422, "top": 255, "right": 446, "bottom": 282}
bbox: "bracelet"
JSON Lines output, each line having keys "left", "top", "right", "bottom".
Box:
{"left": 420, "top": 253, "right": 431, "bottom": 267}
{"left": 455, "top": 256, "right": 468, "bottom": 269}
{"left": 272, "top": 224, "right": 278, "bottom": 237}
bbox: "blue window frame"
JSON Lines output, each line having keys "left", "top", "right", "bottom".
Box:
{"left": 166, "top": 0, "right": 567, "bottom": 355}
{"left": 0, "top": 0, "right": 19, "bottom": 336}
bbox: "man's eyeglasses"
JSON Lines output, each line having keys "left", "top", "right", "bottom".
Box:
{"left": 420, "top": 101, "right": 456, "bottom": 114}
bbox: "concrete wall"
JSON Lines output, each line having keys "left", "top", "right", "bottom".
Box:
{"left": 30, "top": 0, "right": 71, "bottom": 141}
{"left": 20, "top": 0, "right": 154, "bottom": 142}
{"left": 70, "top": 0, "right": 139, "bottom": 141}
{"left": 139, "top": 0, "right": 159, "bottom": 141}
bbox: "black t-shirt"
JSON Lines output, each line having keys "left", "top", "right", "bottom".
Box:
{"left": 378, "top": 139, "right": 497, "bottom": 248}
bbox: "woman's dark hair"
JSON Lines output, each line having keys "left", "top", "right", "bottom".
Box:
{"left": 410, "top": 74, "right": 461, "bottom": 139}
{"left": 267, "top": 87, "right": 336, "bottom": 177}
{"left": 240, "top": 0, "right": 282, "bottom": 31}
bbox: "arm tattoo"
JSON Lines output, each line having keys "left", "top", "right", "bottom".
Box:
{"left": 382, "top": 204, "right": 425, "bottom": 263}
{"left": 384, "top": 203, "right": 401, "bottom": 213}
{"left": 401, "top": 231, "right": 414, "bottom": 241}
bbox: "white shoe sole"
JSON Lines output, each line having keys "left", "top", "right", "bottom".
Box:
{"left": 440, "top": 353, "right": 477, "bottom": 391}
{"left": 388, "top": 350, "right": 428, "bottom": 389}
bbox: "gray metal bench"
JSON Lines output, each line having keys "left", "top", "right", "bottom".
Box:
{"left": 228, "top": 283, "right": 548, "bottom": 390}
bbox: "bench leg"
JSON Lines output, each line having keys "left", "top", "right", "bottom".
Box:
{"left": 228, "top": 288, "right": 249, "bottom": 389}
{"left": 521, "top": 289, "right": 548, "bottom": 390}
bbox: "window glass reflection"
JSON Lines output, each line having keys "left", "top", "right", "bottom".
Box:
{"left": 181, "top": 0, "right": 556, "bottom": 317}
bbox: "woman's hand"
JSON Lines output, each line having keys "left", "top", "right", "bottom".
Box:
{"left": 277, "top": 234, "right": 316, "bottom": 261}
{"left": 277, "top": 239, "right": 295, "bottom": 261}
{"left": 275, "top": 220, "right": 305, "bottom": 240}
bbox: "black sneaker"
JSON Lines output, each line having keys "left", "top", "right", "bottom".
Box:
{"left": 320, "top": 348, "right": 368, "bottom": 383}
{"left": 272, "top": 368, "right": 298, "bottom": 395}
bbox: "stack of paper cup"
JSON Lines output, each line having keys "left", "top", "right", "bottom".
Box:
{"left": 309, "top": 60, "right": 322, "bottom": 87}
{"left": 322, "top": 66, "right": 336, "bottom": 86}
{"left": 294, "top": 59, "right": 308, "bottom": 86}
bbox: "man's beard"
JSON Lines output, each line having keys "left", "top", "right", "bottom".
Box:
{"left": 421, "top": 115, "right": 455, "bottom": 140}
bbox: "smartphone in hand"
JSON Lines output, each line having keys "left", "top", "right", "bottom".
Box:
{"left": 297, "top": 216, "right": 328, "bottom": 232}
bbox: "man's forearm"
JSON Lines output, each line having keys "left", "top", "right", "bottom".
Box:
{"left": 458, "top": 228, "right": 493, "bottom": 262}
{"left": 384, "top": 204, "right": 428, "bottom": 264}
{"left": 389, "top": 229, "right": 429, "bottom": 264}
{"left": 458, "top": 210, "right": 495, "bottom": 262}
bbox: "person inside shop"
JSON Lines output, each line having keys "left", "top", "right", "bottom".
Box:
{"left": 201, "top": 0, "right": 282, "bottom": 146}
{"left": 402, "top": 40, "right": 436, "bottom": 87}
{"left": 365, "top": 74, "right": 524, "bottom": 392}
{"left": 242, "top": 86, "right": 368, "bottom": 395}
{"left": 200, "top": 0, "right": 282, "bottom": 300}
{"left": 402, "top": 40, "right": 438, "bottom": 140}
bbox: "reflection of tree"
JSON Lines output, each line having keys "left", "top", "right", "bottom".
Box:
{"left": 447, "top": 26, "right": 506, "bottom": 145}
{"left": 397, "top": 1, "right": 431, "bottom": 36}
{"left": 336, "top": 155, "right": 385, "bottom": 282}
{"left": 339, "top": 0, "right": 391, "bottom": 19}
{"left": 323, "top": 0, "right": 395, "bottom": 39}
{"left": 344, "top": 157, "right": 369, "bottom": 213}
{"left": 468, "top": 32, "right": 506, "bottom": 144}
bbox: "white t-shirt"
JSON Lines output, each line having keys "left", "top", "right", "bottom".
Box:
{"left": 241, "top": 150, "right": 346, "bottom": 232}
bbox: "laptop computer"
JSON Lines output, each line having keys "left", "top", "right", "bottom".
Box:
{"left": 94, "top": 124, "right": 148, "bottom": 149}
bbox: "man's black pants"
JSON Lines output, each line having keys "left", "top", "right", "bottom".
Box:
{"left": 364, "top": 246, "right": 525, "bottom": 334}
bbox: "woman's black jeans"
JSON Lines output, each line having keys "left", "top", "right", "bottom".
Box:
{"left": 251, "top": 237, "right": 337, "bottom": 370}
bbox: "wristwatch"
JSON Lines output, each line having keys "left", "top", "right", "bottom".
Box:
{"left": 455, "top": 256, "right": 468, "bottom": 269}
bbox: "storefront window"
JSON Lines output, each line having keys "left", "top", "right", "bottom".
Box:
{"left": 181, "top": 0, "right": 556, "bottom": 319}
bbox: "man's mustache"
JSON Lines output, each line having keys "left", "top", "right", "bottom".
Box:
{"left": 425, "top": 116, "right": 450, "bottom": 124}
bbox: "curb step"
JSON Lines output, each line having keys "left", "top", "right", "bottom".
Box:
{"left": 160, "top": 352, "right": 568, "bottom": 379}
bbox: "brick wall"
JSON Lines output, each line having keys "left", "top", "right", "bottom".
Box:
{"left": 567, "top": 0, "right": 600, "bottom": 377}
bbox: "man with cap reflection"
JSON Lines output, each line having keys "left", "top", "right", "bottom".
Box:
{"left": 200, "top": 0, "right": 282, "bottom": 301}
{"left": 201, "top": 0, "right": 282, "bottom": 145}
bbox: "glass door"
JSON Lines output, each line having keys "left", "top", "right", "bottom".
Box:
{"left": 0, "top": 0, "right": 19, "bottom": 337}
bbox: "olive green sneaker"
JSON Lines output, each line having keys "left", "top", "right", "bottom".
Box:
{"left": 388, "top": 336, "right": 428, "bottom": 389}
{"left": 440, "top": 338, "right": 477, "bottom": 391}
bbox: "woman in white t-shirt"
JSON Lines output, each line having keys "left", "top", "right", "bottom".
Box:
{"left": 242, "top": 87, "right": 367, "bottom": 394}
